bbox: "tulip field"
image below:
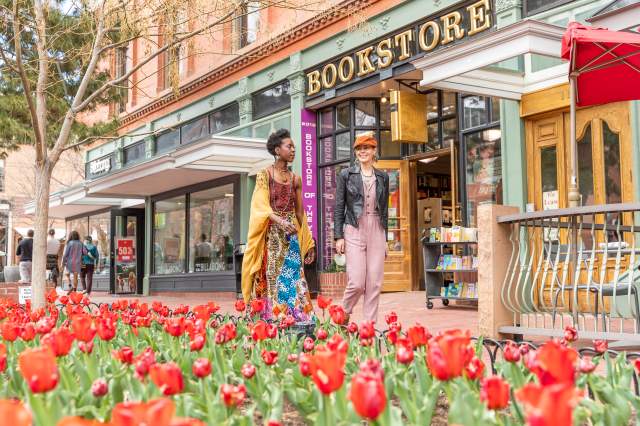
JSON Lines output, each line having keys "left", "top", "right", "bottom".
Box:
{"left": 0, "top": 291, "right": 639, "bottom": 425}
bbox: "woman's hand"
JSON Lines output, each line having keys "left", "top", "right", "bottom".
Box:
{"left": 279, "top": 218, "right": 297, "bottom": 235}
{"left": 304, "top": 247, "right": 316, "bottom": 265}
{"left": 335, "top": 238, "right": 345, "bottom": 255}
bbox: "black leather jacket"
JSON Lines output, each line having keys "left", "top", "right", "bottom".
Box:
{"left": 334, "top": 165, "right": 389, "bottom": 240}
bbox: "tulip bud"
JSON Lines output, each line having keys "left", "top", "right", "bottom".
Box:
{"left": 241, "top": 362, "right": 256, "bottom": 379}
{"left": 287, "top": 353, "right": 299, "bottom": 363}
{"left": 347, "top": 322, "right": 358, "bottom": 334}
{"left": 91, "top": 378, "right": 108, "bottom": 397}
{"left": 192, "top": 358, "right": 212, "bottom": 379}
{"left": 503, "top": 341, "right": 521, "bottom": 363}
{"left": 593, "top": 339, "right": 608, "bottom": 354}
{"left": 316, "top": 328, "right": 328, "bottom": 340}
{"left": 564, "top": 326, "right": 578, "bottom": 343}
{"left": 396, "top": 345, "right": 414, "bottom": 364}
{"left": 303, "top": 336, "right": 315, "bottom": 352}
{"left": 579, "top": 357, "right": 596, "bottom": 374}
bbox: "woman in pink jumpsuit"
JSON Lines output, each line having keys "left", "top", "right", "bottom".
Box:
{"left": 334, "top": 134, "right": 389, "bottom": 323}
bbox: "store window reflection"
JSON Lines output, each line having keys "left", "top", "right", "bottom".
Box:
{"left": 153, "top": 196, "right": 186, "bottom": 274}
{"left": 189, "top": 185, "right": 234, "bottom": 272}
{"left": 88, "top": 213, "right": 110, "bottom": 276}
{"left": 464, "top": 128, "right": 502, "bottom": 227}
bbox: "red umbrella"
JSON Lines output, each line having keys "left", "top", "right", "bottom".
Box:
{"left": 561, "top": 21, "right": 640, "bottom": 107}
{"left": 560, "top": 22, "right": 640, "bottom": 207}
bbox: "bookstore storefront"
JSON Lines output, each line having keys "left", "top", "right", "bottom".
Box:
{"left": 304, "top": 0, "right": 500, "bottom": 292}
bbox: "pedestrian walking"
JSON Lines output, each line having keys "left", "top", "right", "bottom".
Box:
{"left": 62, "top": 231, "right": 85, "bottom": 293}
{"left": 81, "top": 235, "right": 99, "bottom": 294}
{"left": 16, "top": 229, "right": 34, "bottom": 283}
{"left": 46, "top": 229, "right": 61, "bottom": 287}
{"left": 241, "top": 129, "right": 316, "bottom": 323}
{"left": 335, "top": 134, "right": 389, "bottom": 323}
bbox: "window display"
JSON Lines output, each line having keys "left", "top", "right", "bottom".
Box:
{"left": 188, "top": 185, "right": 234, "bottom": 272}
{"left": 153, "top": 196, "right": 186, "bottom": 274}
{"left": 465, "top": 128, "right": 503, "bottom": 227}
{"left": 88, "top": 213, "right": 110, "bottom": 276}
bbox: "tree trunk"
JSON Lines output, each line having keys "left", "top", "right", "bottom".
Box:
{"left": 32, "top": 163, "right": 53, "bottom": 309}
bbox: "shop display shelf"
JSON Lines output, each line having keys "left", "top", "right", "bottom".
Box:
{"left": 425, "top": 295, "right": 478, "bottom": 309}
{"left": 425, "top": 268, "right": 477, "bottom": 273}
{"left": 422, "top": 241, "right": 478, "bottom": 246}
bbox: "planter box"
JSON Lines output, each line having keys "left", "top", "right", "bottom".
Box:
{"left": 318, "top": 272, "right": 347, "bottom": 300}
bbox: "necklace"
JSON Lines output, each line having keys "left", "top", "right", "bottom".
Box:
{"left": 361, "top": 169, "right": 374, "bottom": 178}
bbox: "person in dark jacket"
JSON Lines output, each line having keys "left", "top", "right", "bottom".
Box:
{"left": 334, "top": 134, "right": 389, "bottom": 323}
{"left": 16, "top": 229, "right": 34, "bottom": 283}
{"left": 81, "top": 235, "right": 99, "bottom": 295}
{"left": 62, "top": 231, "right": 85, "bottom": 293}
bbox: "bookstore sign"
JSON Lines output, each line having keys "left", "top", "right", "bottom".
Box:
{"left": 306, "top": 0, "right": 494, "bottom": 97}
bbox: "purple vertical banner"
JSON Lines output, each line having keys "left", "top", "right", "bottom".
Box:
{"left": 300, "top": 109, "right": 318, "bottom": 242}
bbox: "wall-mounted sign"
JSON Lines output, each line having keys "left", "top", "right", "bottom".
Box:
{"left": 87, "top": 155, "right": 113, "bottom": 178}
{"left": 301, "top": 109, "right": 318, "bottom": 242}
{"left": 305, "top": 0, "right": 494, "bottom": 97}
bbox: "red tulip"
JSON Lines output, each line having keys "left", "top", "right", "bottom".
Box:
{"left": 19, "top": 346, "right": 59, "bottom": 393}
{"left": 59, "top": 295, "right": 69, "bottom": 305}
{"left": 35, "top": 317, "right": 56, "bottom": 335}
{"left": 517, "top": 383, "right": 583, "bottom": 426}
{"left": 192, "top": 358, "right": 212, "bottom": 379}
{"left": 349, "top": 363, "right": 386, "bottom": 420}
{"left": 46, "top": 288, "right": 58, "bottom": 304}
{"left": 261, "top": 349, "right": 278, "bottom": 366}
{"left": 234, "top": 300, "right": 246, "bottom": 313}
{"left": 192, "top": 305, "right": 212, "bottom": 322}
{"left": 464, "top": 356, "right": 485, "bottom": 381}
{"left": 317, "top": 295, "right": 332, "bottom": 310}
{"left": 528, "top": 340, "right": 577, "bottom": 386}
{"left": 42, "top": 328, "right": 74, "bottom": 357}
{"left": 299, "top": 353, "right": 311, "bottom": 376}
{"left": 347, "top": 322, "right": 358, "bottom": 334}
{"left": 19, "top": 323, "right": 35, "bottom": 342}
{"left": 78, "top": 341, "right": 94, "bottom": 354}
{"left": 150, "top": 362, "right": 184, "bottom": 395}
{"left": 250, "top": 299, "right": 266, "bottom": 315}
{"left": 480, "top": 376, "right": 510, "bottom": 410}
{"left": 593, "top": 339, "right": 608, "bottom": 354}
{"left": 287, "top": 353, "right": 298, "bottom": 363}
{"left": 634, "top": 358, "right": 640, "bottom": 375}
{"left": 220, "top": 383, "right": 246, "bottom": 407}
{"left": 97, "top": 318, "right": 116, "bottom": 341}
{"left": 425, "top": 329, "right": 473, "bottom": 381}
{"left": 385, "top": 311, "right": 398, "bottom": 325}
{"left": 303, "top": 336, "right": 315, "bottom": 352}
{"left": 69, "top": 291, "right": 84, "bottom": 305}
{"left": 579, "top": 357, "right": 596, "bottom": 374}
{"left": 189, "top": 334, "right": 206, "bottom": 352}
{"left": 164, "top": 317, "right": 185, "bottom": 337}
{"left": 0, "top": 399, "right": 32, "bottom": 426}
{"left": 1, "top": 321, "right": 20, "bottom": 342}
{"left": 110, "top": 398, "right": 175, "bottom": 426}
{"left": 359, "top": 321, "right": 375, "bottom": 339}
{"left": 326, "top": 333, "right": 349, "bottom": 353}
{"left": 316, "top": 328, "right": 328, "bottom": 340}
{"left": 396, "top": 344, "right": 414, "bottom": 364}
{"left": 91, "top": 378, "right": 108, "bottom": 397}
{"left": 564, "top": 326, "right": 578, "bottom": 343}
{"left": 503, "top": 341, "right": 521, "bottom": 363}
{"left": 134, "top": 347, "right": 156, "bottom": 378}
{"left": 309, "top": 345, "right": 346, "bottom": 394}
{"left": 406, "top": 324, "right": 430, "bottom": 348}
{"left": 112, "top": 346, "right": 134, "bottom": 364}
{"left": 328, "top": 305, "right": 347, "bottom": 325}
{"left": 241, "top": 362, "right": 256, "bottom": 379}
{"left": 215, "top": 322, "right": 237, "bottom": 344}
{"left": 251, "top": 320, "right": 270, "bottom": 341}
{"left": 71, "top": 314, "right": 96, "bottom": 342}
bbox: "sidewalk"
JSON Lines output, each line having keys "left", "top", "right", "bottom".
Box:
{"left": 89, "top": 291, "right": 479, "bottom": 334}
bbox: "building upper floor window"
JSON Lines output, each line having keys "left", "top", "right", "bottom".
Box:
{"left": 115, "top": 46, "right": 128, "bottom": 114}
{"left": 524, "top": 0, "right": 574, "bottom": 16}
{"left": 235, "top": 1, "right": 260, "bottom": 50}
{"left": 252, "top": 80, "right": 290, "bottom": 120}
{"left": 210, "top": 102, "right": 240, "bottom": 134}
{"left": 155, "top": 129, "right": 180, "bottom": 154}
{"left": 124, "top": 141, "right": 146, "bottom": 165}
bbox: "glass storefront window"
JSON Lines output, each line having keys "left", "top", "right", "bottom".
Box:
{"left": 380, "top": 168, "right": 402, "bottom": 252}
{"left": 153, "top": 196, "right": 186, "bottom": 274}
{"left": 320, "top": 109, "right": 333, "bottom": 134}
{"left": 426, "top": 92, "right": 438, "bottom": 120}
{"left": 442, "top": 92, "right": 456, "bottom": 116}
{"left": 379, "top": 130, "right": 400, "bottom": 158}
{"left": 337, "top": 103, "right": 350, "bottom": 130}
{"left": 320, "top": 163, "right": 348, "bottom": 269}
{"left": 354, "top": 100, "right": 376, "bottom": 127}
{"left": 427, "top": 123, "right": 439, "bottom": 150}
{"left": 320, "top": 136, "right": 334, "bottom": 163}
{"left": 336, "top": 132, "right": 351, "bottom": 161}
{"left": 88, "top": 213, "right": 110, "bottom": 276}
{"left": 210, "top": 103, "right": 240, "bottom": 134}
{"left": 188, "top": 185, "right": 234, "bottom": 272}
{"left": 379, "top": 100, "right": 391, "bottom": 127}
{"left": 465, "top": 128, "right": 502, "bottom": 227}
{"left": 578, "top": 124, "right": 594, "bottom": 206}
{"left": 252, "top": 80, "right": 291, "bottom": 119}
{"left": 463, "top": 96, "right": 489, "bottom": 130}
{"left": 124, "top": 142, "right": 145, "bottom": 165}
{"left": 603, "top": 121, "right": 622, "bottom": 205}
{"left": 181, "top": 116, "right": 209, "bottom": 145}
{"left": 156, "top": 129, "right": 179, "bottom": 154}
{"left": 67, "top": 217, "right": 88, "bottom": 241}
{"left": 442, "top": 118, "right": 457, "bottom": 148}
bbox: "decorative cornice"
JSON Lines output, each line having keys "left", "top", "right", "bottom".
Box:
{"left": 120, "top": 0, "right": 377, "bottom": 127}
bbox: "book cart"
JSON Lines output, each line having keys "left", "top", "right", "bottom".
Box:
{"left": 421, "top": 227, "right": 478, "bottom": 309}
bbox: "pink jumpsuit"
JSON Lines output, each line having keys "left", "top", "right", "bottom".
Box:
{"left": 342, "top": 173, "right": 386, "bottom": 323}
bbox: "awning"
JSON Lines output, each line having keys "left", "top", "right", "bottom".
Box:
{"left": 561, "top": 21, "right": 640, "bottom": 106}
{"left": 412, "top": 20, "right": 567, "bottom": 99}
{"left": 87, "top": 134, "right": 271, "bottom": 197}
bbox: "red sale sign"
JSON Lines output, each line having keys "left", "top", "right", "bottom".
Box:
{"left": 116, "top": 238, "right": 135, "bottom": 263}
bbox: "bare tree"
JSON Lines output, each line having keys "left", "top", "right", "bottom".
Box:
{"left": 0, "top": 0, "right": 329, "bottom": 307}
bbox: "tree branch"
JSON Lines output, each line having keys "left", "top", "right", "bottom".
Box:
{"left": 33, "top": 0, "right": 50, "bottom": 164}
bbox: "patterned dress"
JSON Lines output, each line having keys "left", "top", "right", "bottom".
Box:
{"left": 250, "top": 172, "right": 314, "bottom": 323}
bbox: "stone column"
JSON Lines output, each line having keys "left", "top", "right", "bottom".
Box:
{"left": 477, "top": 204, "right": 519, "bottom": 339}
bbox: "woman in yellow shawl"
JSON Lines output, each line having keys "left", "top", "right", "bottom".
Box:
{"left": 241, "top": 129, "right": 316, "bottom": 322}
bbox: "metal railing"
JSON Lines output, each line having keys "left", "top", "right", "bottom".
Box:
{"left": 497, "top": 203, "right": 640, "bottom": 345}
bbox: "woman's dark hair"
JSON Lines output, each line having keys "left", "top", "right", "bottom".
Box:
{"left": 266, "top": 129, "right": 291, "bottom": 157}
{"left": 69, "top": 231, "right": 80, "bottom": 241}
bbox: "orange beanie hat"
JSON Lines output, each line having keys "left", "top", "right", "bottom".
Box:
{"left": 353, "top": 134, "right": 378, "bottom": 149}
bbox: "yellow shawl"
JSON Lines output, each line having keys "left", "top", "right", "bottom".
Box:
{"left": 241, "top": 170, "right": 315, "bottom": 302}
